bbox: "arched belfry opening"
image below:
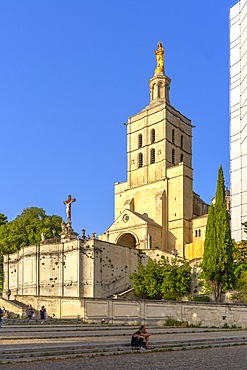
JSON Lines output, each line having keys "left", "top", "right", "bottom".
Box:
{"left": 117, "top": 233, "right": 137, "bottom": 249}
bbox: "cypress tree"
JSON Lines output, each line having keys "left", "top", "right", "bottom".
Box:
{"left": 201, "top": 166, "right": 233, "bottom": 302}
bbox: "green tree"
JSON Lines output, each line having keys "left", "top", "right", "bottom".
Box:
{"left": 160, "top": 257, "right": 191, "bottom": 300}
{"left": 231, "top": 241, "right": 247, "bottom": 284}
{"left": 231, "top": 270, "right": 247, "bottom": 303}
{"left": 201, "top": 166, "right": 234, "bottom": 302}
{"left": 0, "top": 207, "right": 62, "bottom": 292}
{"left": 0, "top": 213, "right": 8, "bottom": 226}
{"left": 130, "top": 257, "right": 191, "bottom": 300}
{"left": 230, "top": 227, "right": 247, "bottom": 301}
{"left": 234, "top": 225, "right": 247, "bottom": 279}
{"left": 130, "top": 259, "right": 163, "bottom": 299}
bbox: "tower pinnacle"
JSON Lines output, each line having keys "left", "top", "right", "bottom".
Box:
{"left": 149, "top": 41, "right": 170, "bottom": 104}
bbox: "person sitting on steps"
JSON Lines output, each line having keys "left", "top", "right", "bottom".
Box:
{"left": 131, "top": 325, "right": 151, "bottom": 350}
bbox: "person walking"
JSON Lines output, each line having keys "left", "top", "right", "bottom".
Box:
{"left": 0, "top": 307, "right": 5, "bottom": 328}
{"left": 27, "top": 304, "right": 34, "bottom": 320}
{"left": 40, "top": 305, "right": 47, "bottom": 324}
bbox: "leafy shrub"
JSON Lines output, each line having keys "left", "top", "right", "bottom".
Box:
{"left": 130, "top": 257, "right": 191, "bottom": 300}
{"left": 164, "top": 317, "right": 188, "bottom": 327}
{"left": 190, "top": 295, "right": 210, "bottom": 302}
{"left": 230, "top": 291, "right": 245, "bottom": 303}
{"left": 162, "top": 293, "right": 179, "bottom": 301}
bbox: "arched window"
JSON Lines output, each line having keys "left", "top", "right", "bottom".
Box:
{"left": 150, "top": 148, "right": 155, "bottom": 164}
{"left": 195, "top": 229, "right": 201, "bottom": 237}
{"left": 172, "top": 129, "right": 175, "bottom": 144}
{"left": 181, "top": 135, "right": 183, "bottom": 149}
{"left": 172, "top": 149, "right": 175, "bottom": 165}
{"left": 138, "top": 153, "right": 143, "bottom": 168}
{"left": 158, "top": 83, "right": 162, "bottom": 98}
{"left": 180, "top": 153, "right": 183, "bottom": 163}
{"left": 152, "top": 83, "right": 156, "bottom": 100}
{"left": 151, "top": 129, "right": 155, "bottom": 144}
{"left": 138, "top": 134, "right": 143, "bottom": 148}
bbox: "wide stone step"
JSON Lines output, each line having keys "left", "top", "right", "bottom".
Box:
{"left": 0, "top": 325, "right": 234, "bottom": 340}
{"left": 1, "top": 336, "right": 247, "bottom": 364}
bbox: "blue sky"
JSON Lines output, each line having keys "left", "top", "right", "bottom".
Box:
{"left": 0, "top": 0, "right": 235, "bottom": 236}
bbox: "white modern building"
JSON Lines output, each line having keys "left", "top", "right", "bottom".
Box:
{"left": 230, "top": 0, "right": 247, "bottom": 242}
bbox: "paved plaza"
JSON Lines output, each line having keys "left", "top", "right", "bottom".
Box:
{"left": 1, "top": 321, "right": 247, "bottom": 369}
{"left": 1, "top": 346, "right": 247, "bottom": 370}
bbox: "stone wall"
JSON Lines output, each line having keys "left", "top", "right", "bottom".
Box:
{"left": 3, "top": 238, "right": 149, "bottom": 300}
{"left": 14, "top": 295, "right": 247, "bottom": 328}
{"left": 3, "top": 240, "right": 81, "bottom": 299}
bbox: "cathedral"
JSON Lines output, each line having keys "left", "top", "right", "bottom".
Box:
{"left": 3, "top": 43, "right": 208, "bottom": 301}
{"left": 100, "top": 42, "right": 208, "bottom": 259}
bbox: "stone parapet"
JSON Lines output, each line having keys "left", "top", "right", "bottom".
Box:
{"left": 13, "top": 295, "right": 247, "bottom": 328}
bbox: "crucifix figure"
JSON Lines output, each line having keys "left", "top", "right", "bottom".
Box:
{"left": 63, "top": 195, "right": 76, "bottom": 223}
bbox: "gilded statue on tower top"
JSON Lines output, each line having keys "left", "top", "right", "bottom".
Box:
{"left": 154, "top": 41, "right": 164, "bottom": 74}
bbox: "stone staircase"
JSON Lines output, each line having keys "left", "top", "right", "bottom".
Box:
{"left": 1, "top": 322, "right": 247, "bottom": 364}
{"left": 0, "top": 297, "right": 27, "bottom": 317}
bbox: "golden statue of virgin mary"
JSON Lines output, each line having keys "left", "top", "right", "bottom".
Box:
{"left": 154, "top": 42, "right": 164, "bottom": 74}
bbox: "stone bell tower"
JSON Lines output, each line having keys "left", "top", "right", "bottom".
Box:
{"left": 102, "top": 42, "right": 194, "bottom": 257}
{"left": 125, "top": 42, "right": 192, "bottom": 190}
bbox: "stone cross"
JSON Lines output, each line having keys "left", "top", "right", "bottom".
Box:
{"left": 63, "top": 195, "right": 76, "bottom": 223}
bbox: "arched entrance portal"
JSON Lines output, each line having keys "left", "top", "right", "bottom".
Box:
{"left": 117, "top": 233, "right": 137, "bottom": 249}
